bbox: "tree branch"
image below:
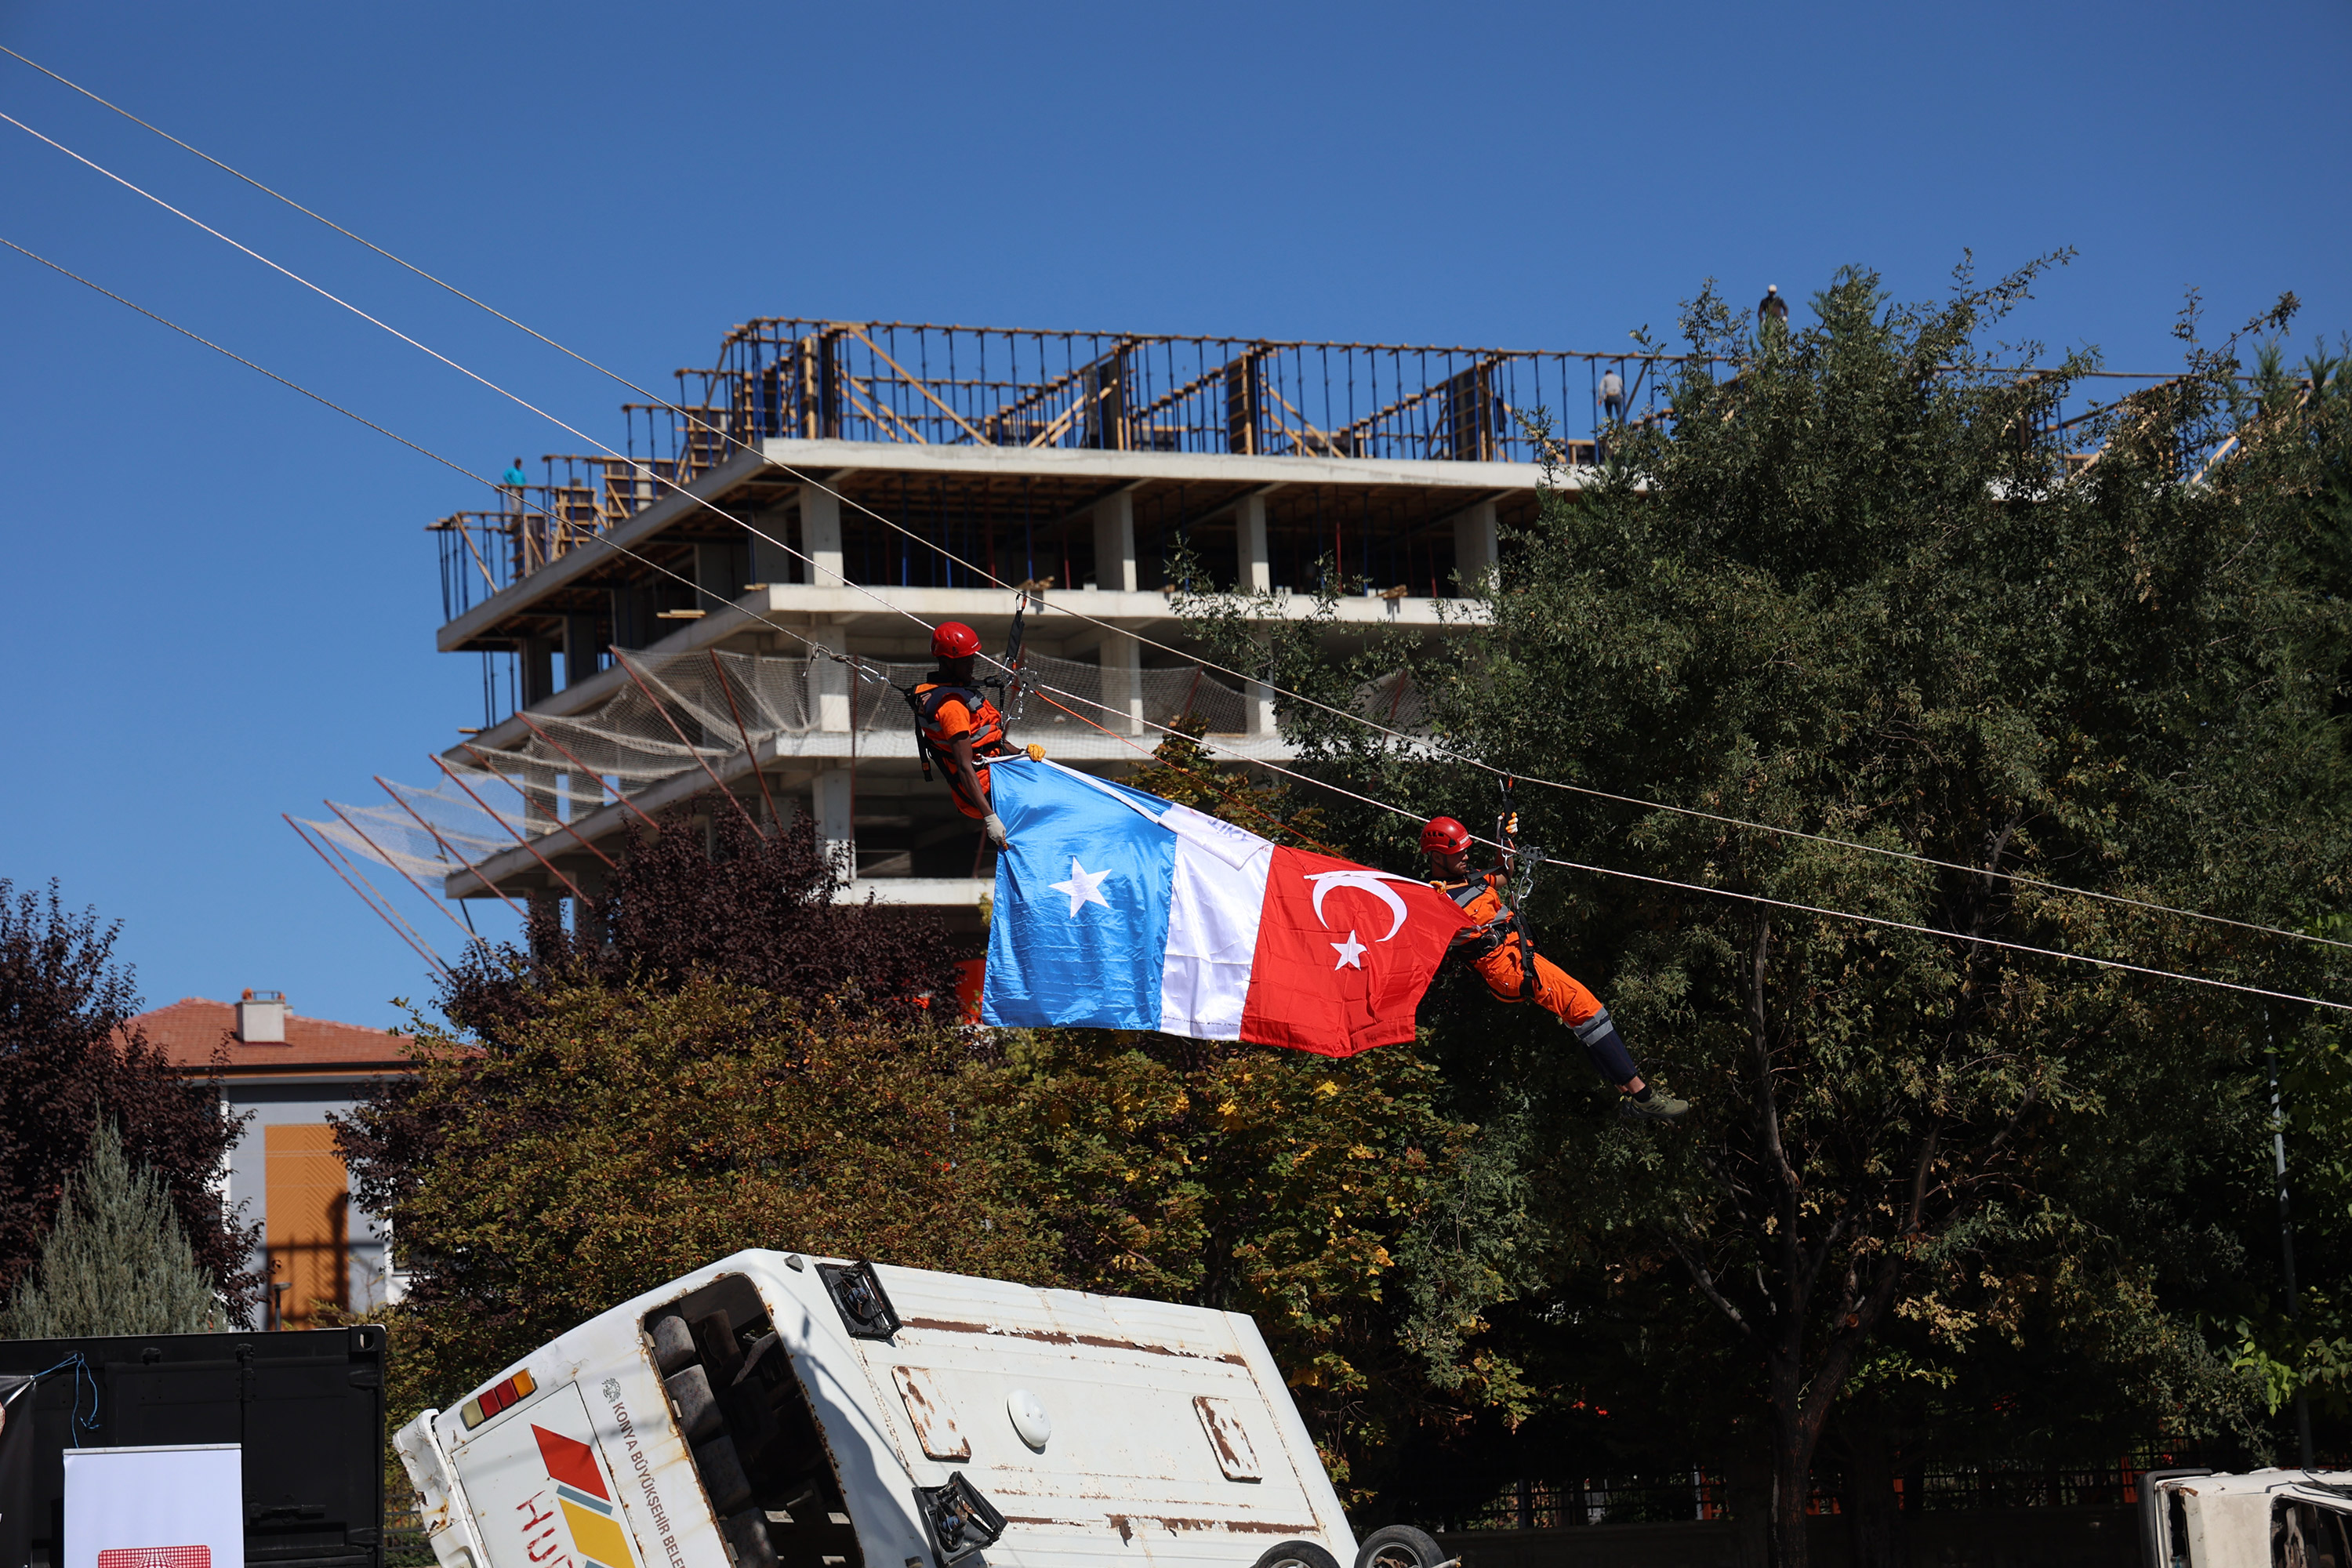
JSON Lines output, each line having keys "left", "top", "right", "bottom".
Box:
{"left": 1750, "top": 920, "right": 1798, "bottom": 1199}
{"left": 1664, "top": 1227, "right": 1755, "bottom": 1338}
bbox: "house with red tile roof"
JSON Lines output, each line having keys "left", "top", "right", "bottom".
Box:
{"left": 141, "top": 990, "right": 414, "bottom": 1328}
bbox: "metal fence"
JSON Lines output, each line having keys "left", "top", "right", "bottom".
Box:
{"left": 1412, "top": 1456, "right": 2264, "bottom": 1530}
{"left": 386, "top": 1505, "right": 431, "bottom": 1566}
{"left": 699, "top": 320, "right": 1682, "bottom": 464}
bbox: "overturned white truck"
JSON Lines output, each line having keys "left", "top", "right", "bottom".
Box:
{"left": 2140, "top": 1467, "right": 2352, "bottom": 1568}
{"left": 396, "top": 1252, "right": 1431, "bottom": 1568}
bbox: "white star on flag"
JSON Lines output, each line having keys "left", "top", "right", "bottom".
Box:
{"left": 1330, "top": 929, "right": 1367, "bottom": 970}
{"left": 1050, "top": 856, "right": 1115, "bottom": 917}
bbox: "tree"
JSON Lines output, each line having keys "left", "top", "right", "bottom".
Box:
{"left": 2, "top": 1120, "right": 225, "bottom": 1337}
{"left": 2216, "top": 343, "right": 2352, "bottom": 1452}
{"left": 440, "top": 807, "right": 966, "bottom": 1038}
{"left": 338, "top": 976, "right": 1051, "bottom": 1427}
{"left": 347, "top": 807, "right": 974, "bottom": 1252}
{"left": 1193, "top": 260, "right": 2349, "bottom": 1563}
{"left": 0, "top": 880, "right": 255, "bottom": 1317}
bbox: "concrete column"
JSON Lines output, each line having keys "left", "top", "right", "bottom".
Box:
{"left": 800, "top": 485, "right": 844, "bottom": 589}
{"left": 561, "top": 613, "right": 600, "bottom": 688}
{"left": 811, "top": 767, "right": 855, "bottom": 879}
{"left": 1237, "top": 494, "right": 1272, "bottom": 593}
{"left": 1092, "top": 491, "right": 1137, "bottom": 593}
{"left": 693, "top": 541, "right": 739, "bottom": 613}
{"left": 1247, "top": 628, "right": 1278, "bottom": 738}
{"left": 1098, "top": 633, "right": 1144, "bottom": 735}
{"left": 519, "top": 639, "right": 557, "bottom": 706}
{"left": 1454, "top": 499, "right": 1499, "bottom": 595}
{"left": 746, "top": 513, "right": 797, "bottom": 586}
{"left": 808, "top": 623, "right": 851, "bottom": 731}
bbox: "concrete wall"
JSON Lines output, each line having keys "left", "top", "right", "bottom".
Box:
{"left": 1433, "top": 1504, "right": 2139, "bottom": 1568}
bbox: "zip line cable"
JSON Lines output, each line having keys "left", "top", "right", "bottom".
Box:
{"left": 9, "top": 104, "right": 2347, "bottom": 984}
{"left": 1023, "top": 663, "right": 2352, "bottom": 1014}
{"left": 6, "top": 64, "right": 2327, "bottom": 966}
{"left": 0, "top": 232, "right": 895, "bottom": 701}
{"left": 0, "top": 110, "right": 975, "bottom": 673}
{"left": 14, "top": 232, "right": 2343, "bottom": 1018}
{"left": 5, "top": 93, "right": 2336, "bottom": 964}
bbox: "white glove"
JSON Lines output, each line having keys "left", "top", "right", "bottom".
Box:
{"left": 982, "top": 811, "right": 1010, "bottom": 849}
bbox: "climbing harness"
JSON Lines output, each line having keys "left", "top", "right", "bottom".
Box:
{"left": 906, "top": 681, "right": 1014, "bottom": 793}
{"left": 1000, "top": 586, "right": 1036, "bottom": 728}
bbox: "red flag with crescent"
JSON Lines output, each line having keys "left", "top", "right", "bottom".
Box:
{"left": 1238, "top": 847, "right": 1475, "bottom": 1056}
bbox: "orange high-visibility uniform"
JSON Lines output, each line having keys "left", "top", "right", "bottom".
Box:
{"left": 913, "top": 681, "right": 1014, "bottom": 819}
{"left": 1434, "top": 872, "right": 1606, "bottom": 1029}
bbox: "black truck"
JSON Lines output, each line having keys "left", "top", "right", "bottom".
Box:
{"left": 0, "top": 1327, "right": 386, "bottom": 1568}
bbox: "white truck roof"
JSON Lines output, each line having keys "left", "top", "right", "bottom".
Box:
{"left": 395, "top": 1250, "right": 1356, "bottom": 1568}
{"left": 2142, "top": 1468, "right": 2352, "bottom": 1568}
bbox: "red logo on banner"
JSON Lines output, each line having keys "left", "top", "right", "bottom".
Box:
{"left": 100, "top": 1549, "right": 210, "bottom": 1568}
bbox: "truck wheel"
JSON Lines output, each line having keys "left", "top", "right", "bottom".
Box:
{"left": 1354, "top": 1526, "right": 1448, "bottom": 1568}
{"left": 1251, "top": 1542, "right": 1341, "bottom": 1568}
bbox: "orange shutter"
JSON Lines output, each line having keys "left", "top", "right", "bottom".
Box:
{"left": 263, "top": 1123, "right": 350, "bottom": 1328}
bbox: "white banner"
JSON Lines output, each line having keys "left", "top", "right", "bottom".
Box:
{"left": 64, "top": 1444, "right": 243, "bottom": 1568}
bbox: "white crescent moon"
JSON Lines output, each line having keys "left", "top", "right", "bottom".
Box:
{"left": 1304, "top": 870, "right": 1422, "bottom": 942}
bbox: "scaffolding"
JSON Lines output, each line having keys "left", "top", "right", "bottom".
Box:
{"left": 430, "top": 317, "right": 2192, "bottom": 625}
{"left": 428, "top": 320, "right": 1704, "bottom": 619}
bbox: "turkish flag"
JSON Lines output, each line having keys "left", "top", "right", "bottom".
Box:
{"left": 1238, "top": 847, "right": 1475, "bottom": 1056}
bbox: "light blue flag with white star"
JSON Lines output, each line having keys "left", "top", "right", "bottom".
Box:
{"left": 980, "top": 757, "right": 1178, "bottom": 1030}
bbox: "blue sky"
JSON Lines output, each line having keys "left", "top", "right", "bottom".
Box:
{"left": 2, "top": 0, "right": 2345, "bottom": 1029}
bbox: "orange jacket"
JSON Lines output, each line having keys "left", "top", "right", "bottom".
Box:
{"left": 1432, "top": 871, "right": 1518, "bottom": 956}
{"left": 913, "top": 682, "right": 1011, "bottom": 818}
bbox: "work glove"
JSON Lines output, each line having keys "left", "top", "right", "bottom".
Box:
{"left": 982, "top": 812, "right": 1010, "bottom": 849}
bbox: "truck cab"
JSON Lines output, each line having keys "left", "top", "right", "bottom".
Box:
{"left": 394, "top": 1252, "right": 1356, "bottom": 1568}
{"left": 2142, "top": 1468, "right": 2352, "bottom": 1568}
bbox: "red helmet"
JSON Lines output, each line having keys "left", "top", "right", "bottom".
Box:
{"left": 1421, "top": 816, "right": 1472, "bottom": 855}
{"left": 931, "top": 621, "right": 982, "bottom": 659}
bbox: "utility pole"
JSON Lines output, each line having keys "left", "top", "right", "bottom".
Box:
{"left": 2268, "top": 1020, "right": 2317, "bottom": 1468}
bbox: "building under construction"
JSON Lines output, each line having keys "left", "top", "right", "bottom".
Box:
{"left": 296, "top": 318, "right": 1670, "bottom": 931}
{"left": 296, "top": 314, "right": 2205, "bottom": 948}
{"left": 289, "top": 317, "right": 2182, "bottom": 948}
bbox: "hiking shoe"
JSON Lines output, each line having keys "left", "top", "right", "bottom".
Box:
{"left": 1620, "top": 1090, "right": 1690, "bottom": 1121}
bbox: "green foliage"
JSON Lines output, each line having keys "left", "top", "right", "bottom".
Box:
{"left": 1181, "top": 259, "right": 2352, "bottom": 1549}
{"left": 2, "top": 1120, "right": 225, "bottom": 1338}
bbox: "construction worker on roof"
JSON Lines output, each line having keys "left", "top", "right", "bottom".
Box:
{"left": 1422, "top": 815, "right": 1688, "bottom": 1120}
{"left": 912, "top": 622, "right": 1016, "bottom": 850}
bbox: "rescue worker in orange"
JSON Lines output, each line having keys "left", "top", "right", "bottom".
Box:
{"left": 913, "top": 622, "right": 1016, "bottom": 849}
{"left": 1422, "top": 815, "right": 1687, "bottom": 1120}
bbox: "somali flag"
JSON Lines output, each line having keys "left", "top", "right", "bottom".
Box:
{"left": 980, "top": 758, "right": 1472, "bottom": 1056}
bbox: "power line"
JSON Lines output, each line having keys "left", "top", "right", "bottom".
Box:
{"left": 8, "top": 206, "right": 2343, "bottom": 1018}
{"left": 0, "top": 231, "right": 898, "bottom": 699}
{"left": 9, "top": 230, "right": 2342, "bottom": 1018}
{"left": 4, "top": 89, "right": 2330, "bottom": 963}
